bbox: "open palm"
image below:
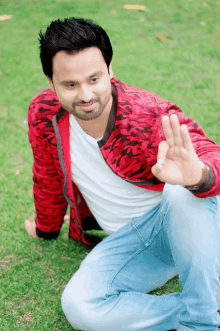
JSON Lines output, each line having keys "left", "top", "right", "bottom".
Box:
{"left": 151, "top": 115, "right": 203, "bottom": 186}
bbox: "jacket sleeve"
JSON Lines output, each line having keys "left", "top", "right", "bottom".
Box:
{"left": 28, "top": 96, "right": 68, "bottom": 239}
{"left": 154, "top": 101, "right": 220, "bottom": 198}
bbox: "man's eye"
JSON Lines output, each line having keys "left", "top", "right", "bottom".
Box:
{"left": 69, "top": 83, "right": 75, "bottom": 87}
{"left": 91, "top": 78, "right": 98, "bottom": 83}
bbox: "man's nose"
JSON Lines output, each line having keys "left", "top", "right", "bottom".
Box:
{"left": 78, "top": 85, "right": 93, "bottom": 103}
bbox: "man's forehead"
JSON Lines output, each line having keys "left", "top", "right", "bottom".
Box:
{"left": 53, "top": 47, "right": 104, "bottom": 63}
{"left": 52, "top": 48, "right": 107, "bottom": 80}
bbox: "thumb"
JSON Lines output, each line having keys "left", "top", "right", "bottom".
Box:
{"left": 156, "top": 140, "right": 169, "bottom": 165}
{"left": 151, "top": 141, "right": 169, "bottom": 179}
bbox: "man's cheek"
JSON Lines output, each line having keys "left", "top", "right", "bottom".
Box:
{"left": 58, "top": 92, "right": 74, "bottom": 104}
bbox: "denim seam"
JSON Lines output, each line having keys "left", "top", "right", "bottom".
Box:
{"left": 131, "top": 219, "right": 148, "bottom": 246}
{"left": 147, "top": 211, "right": 176, "bottom": 267}
{"left": 118, "top": 291, "right": 179, "bottom": 302}
{"left": 108, "top": 246, "right": 146, "bottom": 296}
{"left": 162, "top": 201, "right": 182, "bottom": 281}
{"left": 131, "top": 211, "right": 173, "bottom": 267}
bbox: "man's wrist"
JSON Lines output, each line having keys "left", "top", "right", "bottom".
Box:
{"left": 183, "top": 162, "right": 211, "bottom": 192}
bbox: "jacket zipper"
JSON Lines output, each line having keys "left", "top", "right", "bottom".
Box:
{"left": 52, "top": 115, "right": 83, "bottom": 233}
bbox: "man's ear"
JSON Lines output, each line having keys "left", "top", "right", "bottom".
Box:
{"left": 109, "top": 61, "right": 113, "bottom": 79}
{"left": 46, "top": 76, "right": 55, "bottom": 92}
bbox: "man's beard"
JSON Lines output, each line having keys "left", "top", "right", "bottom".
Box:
{"left": 68, "top": 98, "right": 104, "bottom": 121}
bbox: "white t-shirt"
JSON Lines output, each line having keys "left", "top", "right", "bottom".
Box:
{"left": 70, "top": 114, "right": 162, "bottom": 235}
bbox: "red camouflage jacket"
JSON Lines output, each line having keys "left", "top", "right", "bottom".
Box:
{"left": 28, "top": 76, "right": 220, "bottom": 249}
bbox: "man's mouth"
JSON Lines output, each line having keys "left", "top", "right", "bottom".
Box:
{"left": 78, "top": 101, "right": 97, "bottom": 109}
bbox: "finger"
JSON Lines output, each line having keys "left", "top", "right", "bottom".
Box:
{"left": 162, "top": 116, "right": 175, "bottom": 147}
{"left": 151, "top": 162, "right": 164, "bottom": 180}
{"left": 152, "top": 141, "right": 168, "bottom": 182}
{"left": 157, "top": 140, "right": 169, "bottom": 165}
{"left": 170, "top": 114, "right": 183, "bottom": 147}
{"left": 180, "top": 124, "right": 195, "bottom": 152}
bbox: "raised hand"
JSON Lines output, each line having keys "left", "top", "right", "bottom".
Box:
{"left": 151, "top": 114, "right": 203, "bottom": 186}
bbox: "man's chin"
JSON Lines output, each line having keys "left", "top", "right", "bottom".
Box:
{"left": 70, "top": 109, "right": 103, "bottom": 121}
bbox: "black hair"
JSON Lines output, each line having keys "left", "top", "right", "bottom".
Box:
{"left": 38, "top": 17, "right": 113, "bottom": 79}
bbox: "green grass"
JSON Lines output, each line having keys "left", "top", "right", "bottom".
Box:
{"left": 1, "top": 0, "right": 220, "bottom": 329}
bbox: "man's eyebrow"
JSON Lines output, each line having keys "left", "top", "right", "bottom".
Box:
{"left": 60, "top": 79, "right": 77, "bottom": 85}
{"left": 90, "top": 70, "right": 102, "bottom": 78}
{"left": 60, "top": 71, "right": 103, "bottom": 85}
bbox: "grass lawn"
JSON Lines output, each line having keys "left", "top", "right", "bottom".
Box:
{"left": 1, "top": 0, "right": 220, "bottom": 330}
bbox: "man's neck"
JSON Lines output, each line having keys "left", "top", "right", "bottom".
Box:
{"left": 77, "top": 116, "right": 109, "bottom": 140}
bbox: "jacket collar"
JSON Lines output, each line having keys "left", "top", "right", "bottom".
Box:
{"left": 98, "top": 83, "right": 117, "bottom": 147}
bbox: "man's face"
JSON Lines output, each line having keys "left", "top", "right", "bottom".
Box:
{"left": 48, "top": 47, "right": 113, "bottom": 121}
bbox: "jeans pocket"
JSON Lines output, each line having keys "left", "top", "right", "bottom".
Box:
{"left": 131, "top": 204, "right": 162, "bottom": 247}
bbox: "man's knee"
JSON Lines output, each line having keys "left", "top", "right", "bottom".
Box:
{"left": 162, "top": 183, "right": 200, "bottom": 212}
{"left": 61, "top": 268, "right": 108, "bottom": 330}
{"left": 61, "top": 278, "right": 94, "bottom": 330}
{"left": 163, "top": 183, "right": 189, "bottom": 201}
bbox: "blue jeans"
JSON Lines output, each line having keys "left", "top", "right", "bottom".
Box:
{"left": 61, "top": 184, "right": 220, "bottom": 331}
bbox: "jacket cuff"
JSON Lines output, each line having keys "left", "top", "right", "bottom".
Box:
{"left": 36, "top": 227, "right": 60, "bottom": 240}
{"left": 81, "top": 216, "right": 102, "bottom": 231}
{"left": 79, "top": 233, "right": 103, "bottom": 250}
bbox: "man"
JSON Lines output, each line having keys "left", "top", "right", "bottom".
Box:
{"left": 25, "top": 17, "right": 220, "bottom": 331}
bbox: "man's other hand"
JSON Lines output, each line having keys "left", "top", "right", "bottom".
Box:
{"left": 25, "top": 219, "right": 39, "bottom": 238}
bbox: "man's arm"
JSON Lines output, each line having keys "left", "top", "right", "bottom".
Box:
{"left": 26, "top": 94, "right": 68, "bottom": 239}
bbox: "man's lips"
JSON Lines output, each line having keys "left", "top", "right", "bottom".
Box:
{"left": 77, "top": 101, "right": 97, "bottom": 109}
